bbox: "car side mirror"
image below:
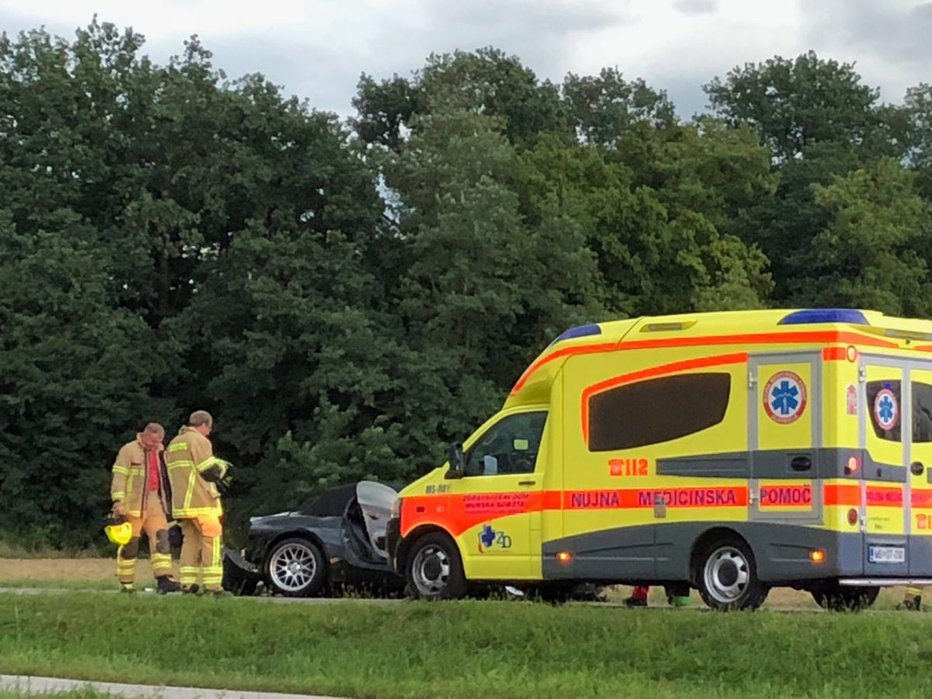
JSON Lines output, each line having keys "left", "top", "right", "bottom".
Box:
{"left": 445, "top": 443, "right": 466, "bottom": 479}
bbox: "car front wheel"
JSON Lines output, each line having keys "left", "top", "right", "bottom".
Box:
{"left": 266, "top": 537, "right": 327, "bottom": 597}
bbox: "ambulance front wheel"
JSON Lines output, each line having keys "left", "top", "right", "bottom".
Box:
{"left": 405, "top": 532, "right": 468, "bottom": 600}
{"left": 696, "top": 536, "right": 768, "bottom": 611}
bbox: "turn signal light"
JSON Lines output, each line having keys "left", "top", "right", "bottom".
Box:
{"left": 846, "top": 345, "right": 858, "bottom": 362}
{"left": 809, "top": 549, "right": 825, "bottom": 564}
{"left": 845, "top": 456, "right": 860, "bottom": 475}
{"left": 847, "top": 508, "right": 859, "bottom": 526}
{"left": 556, "top": 551, "right": 573, "bottom": 564}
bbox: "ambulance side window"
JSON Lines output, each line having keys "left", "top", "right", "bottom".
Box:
{"left": 465, "top": 412, "right": 548, "bottom": 476}
{"left": 913, "top": 383, "right": 932, "bottom": 443}
{"left": 587, "top": 373, "right": 731, "bottom": 451}
{"left": 866, "top": 381, "right": 902, "bottom": 442}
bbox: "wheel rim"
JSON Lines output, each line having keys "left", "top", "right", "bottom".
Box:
{"left": 270, "top": 542, "right": 317, "bottom": 592}
{"left": 703, "top": 545, "right": 750, "bottom": 604}
{"left": 411, "top": 544, "right": 451, "bottom": 595}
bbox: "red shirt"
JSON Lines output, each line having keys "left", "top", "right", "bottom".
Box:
{"left": 146, "top": 450, "right": 160, "bottom": 491}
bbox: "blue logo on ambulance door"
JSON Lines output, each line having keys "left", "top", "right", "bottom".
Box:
{"left": 763, "top": 371, "right": 807, "bottom": 425}
{"left": 873, "top": 388, "right": 899, "bottom": 431}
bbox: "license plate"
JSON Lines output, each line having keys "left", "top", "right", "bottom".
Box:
{"left": 868, "top": 545, "right": 905, "bottom": 564}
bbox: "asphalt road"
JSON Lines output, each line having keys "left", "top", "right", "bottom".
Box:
{"left": 0, "top": 674, "right": 340, "bottom": 699}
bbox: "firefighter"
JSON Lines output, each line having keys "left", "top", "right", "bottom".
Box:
{"left": 111, "top": 422, "right": 181, "bottom": 594}
{"left": 165, "top": 410, "right": 229, "bottom": 596}
{"left": 898, "top": 586, "right": 923, "bottom": 611}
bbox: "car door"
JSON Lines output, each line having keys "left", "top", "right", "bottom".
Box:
{"left": 445, "top": 410, "right": 548, "bottom": 581}
{"left": 356, "top": 481, "right": 399, "bottom": 559}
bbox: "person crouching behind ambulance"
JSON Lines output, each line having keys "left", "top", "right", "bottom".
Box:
{"left": 898, "top": 586, "right": 923, "bottom": 611}
{"left": 111, "top": 422, "right": 181, "bottom": 594}
{"left": 165, "top": 410, "right": 229, "bottom": 596}
{"left": 624, "top": 584, "right": 691, "bottom": 608}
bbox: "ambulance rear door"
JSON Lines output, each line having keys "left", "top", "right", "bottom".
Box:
{"left": 901, "top": 362, "right": 932, "bottom": 577}
{"left": 748, "top": 352, "right": 823, "bottom": 525}
{"left": 859, "top": 357, "right": 908, "bottom": 577}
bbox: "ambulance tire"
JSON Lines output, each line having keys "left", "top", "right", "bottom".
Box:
{"left": 405, "top": 532, "right": 468, "bottom": 601}
{"left": 811, "top": 585, "right": 879, "bottom": 612}
{"left": 695, "top": 536, "right": 768, "bottom": 611}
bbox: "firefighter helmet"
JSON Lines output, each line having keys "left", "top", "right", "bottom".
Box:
{"left": 104, "top": 516, "right": 132, "bottom": 546}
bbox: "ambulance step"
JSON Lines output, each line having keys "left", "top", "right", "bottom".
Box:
{"left": 838, "top": 578, "right": 932, "bottom": 587}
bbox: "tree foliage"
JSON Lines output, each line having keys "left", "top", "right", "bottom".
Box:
{"left": 2, "top": 25, "right": 932, "bottom": 547}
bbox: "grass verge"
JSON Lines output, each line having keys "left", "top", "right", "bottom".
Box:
{"left": 1, "top": 592, "right": 931, "bottom": 699}
{"left": 0, "top": 692, "right": 110, "bottom": 698}
{"left": 0, "top": 579, "right": 113, "bottom": 591}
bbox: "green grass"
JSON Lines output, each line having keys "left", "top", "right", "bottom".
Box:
{"left": 0, "top": 579, "right": 113, "bottom": 591}
{"left": 1, "top": 592, "right": 930, "bottom": 699}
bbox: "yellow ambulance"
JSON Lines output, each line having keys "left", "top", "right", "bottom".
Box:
{"left": 386, "top": 309, "right": 932, "bottom": 609}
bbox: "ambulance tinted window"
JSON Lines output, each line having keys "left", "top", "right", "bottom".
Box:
{"left": 588, "top": 373, "right": 730, "bottom": 451}
{"left": 866, "top": 381, "right": 901, "bottom": 442}
{"left": 913, "top": 383, "right": 932, "bottom": 443}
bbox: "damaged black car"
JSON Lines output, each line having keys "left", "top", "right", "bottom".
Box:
{"left": 223, "top": 480, "right": 403, "bottom": 597}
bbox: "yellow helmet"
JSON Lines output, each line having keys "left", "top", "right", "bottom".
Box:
{"left": 105, "top": 521, "right": 132, "bottom": 546}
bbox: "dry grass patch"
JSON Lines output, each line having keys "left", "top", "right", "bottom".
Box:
{"left": 0, "top": 559, "right": 113, "bottom": 582}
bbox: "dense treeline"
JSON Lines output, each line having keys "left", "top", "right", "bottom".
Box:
{"left": 2, "top": 21, "right": 931, "bottom": 547}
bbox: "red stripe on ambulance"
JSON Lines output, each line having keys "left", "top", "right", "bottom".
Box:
{"left": 564, "top": 487, "right": 747, "bottom": 509}
{"left": 760, "top": 485, "right": 812, "bottom": 508}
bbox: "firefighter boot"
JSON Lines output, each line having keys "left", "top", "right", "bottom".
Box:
{"left": 665, "top": 583, "right": 691, "bottom": 608}
{"left": 897, "top": 594, "right": 922, "bottom": 611}
{"left": 157, "top": 575, "right": 182, "bottom": 594}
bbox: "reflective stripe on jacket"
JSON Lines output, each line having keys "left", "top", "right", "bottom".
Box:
{"left": 110, "top": 437, "right": 170, "bottom": 518}
{"left": 165, "top": 426, "right": 226, "bottom": 518}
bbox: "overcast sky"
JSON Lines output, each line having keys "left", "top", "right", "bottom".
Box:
{"left": 1, "top": 0, "right": 930, "bottom": 118}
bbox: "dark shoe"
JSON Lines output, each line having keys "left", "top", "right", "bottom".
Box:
{"left": 624, "top": 596, "right": 648, "bottom": 608}
{"left": 897, "top": 595, "right": 922, "bottom": 611}
{"left": 211, "top": 589, "right": 233, "bottom": 599}
{"left": 119, "top": 583, "right": 135, "bottom": 594}
{"left": 157, "top": 576, "right": 182, "bottom": 594}
{"left": 181, "top": 584, "right": 201, "bottom": 596}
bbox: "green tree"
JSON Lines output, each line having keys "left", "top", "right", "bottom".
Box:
{"left": 705, "top": 51, "right": 887, "bottom": 163}
{"left": 808, "top": 158, "right": 932, "bottom": 315}
{"left": 0, "top": 211, "right": 167, "bottom": 547}
{"left": 353, "top": 48, "right": 570, "bottom": 152}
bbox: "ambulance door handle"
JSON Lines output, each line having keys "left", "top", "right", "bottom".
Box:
{"left": 791, "top": 456, "right": 812, "bottom": 472}
{"left": 518, "top": 480, "right": 536, "bottom": 487}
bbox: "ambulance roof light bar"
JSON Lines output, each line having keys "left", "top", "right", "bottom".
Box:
{"left": 778, "top": 309, "right": 870, "bottom": 326}
{"left": 550, "top": 323, "right": 602, "bottom": 346}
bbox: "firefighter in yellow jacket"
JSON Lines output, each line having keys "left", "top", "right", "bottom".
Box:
{"left": 165, "top": 410, "right": 229, "bottom": 595}
{"left": 111, "top": 423, "right": 181, "bottom": 593}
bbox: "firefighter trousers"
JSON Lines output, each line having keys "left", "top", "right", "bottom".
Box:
{"left": 179, "top": 515, "right": 223, "bottom": 591}
{"left": 116, "top": 504, "right": 173, "bottom": 585}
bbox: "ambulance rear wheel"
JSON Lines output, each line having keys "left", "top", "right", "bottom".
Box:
{"left": 405, "top": 532, "right": 467, "bottom": 600}
{"left": 812, "top": 585, "right": 878, "bottom": 612}
{"left": 696, "top": 537, "right": 767, "bottom": 611}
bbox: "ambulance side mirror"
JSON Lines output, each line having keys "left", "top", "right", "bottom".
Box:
{"left": 445, "top": 443, "right": 466, "bottom": 479}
